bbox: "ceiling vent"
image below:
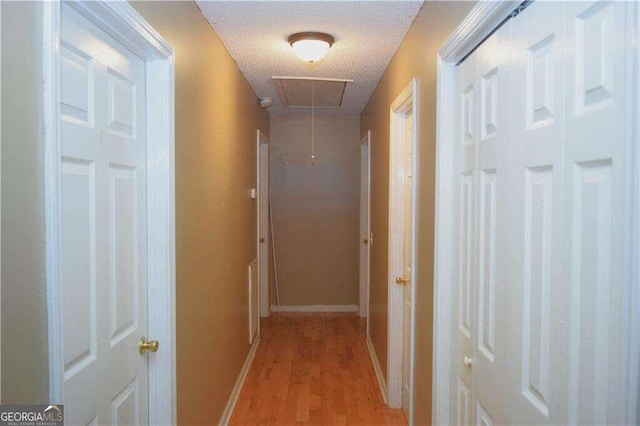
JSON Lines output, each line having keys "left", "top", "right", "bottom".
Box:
{"left": 272, "top": 76, "right": 353, "bottom": 108}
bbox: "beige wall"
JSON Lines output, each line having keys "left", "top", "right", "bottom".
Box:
{"left": 131, "top": 2, "right": 269, "bottom": 423}
{"left": 1, "top": 1, "right": 50, "bottom": 404}
{"left": 269, "top": 114, "right": 360, "bottom": 307}
{"left": 360, "top": 1, "right": 475, "bottom": 424}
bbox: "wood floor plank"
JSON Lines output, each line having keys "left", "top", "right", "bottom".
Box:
{"left": 230, "top": 313, "right": 407, "bottom": 426}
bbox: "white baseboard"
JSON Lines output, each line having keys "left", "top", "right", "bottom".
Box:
{"left": 366, "top": 334, "right": 388, "bottom": 404}
{"left": 270, "top": 304, "right": 359, "bottom": 313}
{"left": 218, "top": 337, "right": 260, "bottom": 426}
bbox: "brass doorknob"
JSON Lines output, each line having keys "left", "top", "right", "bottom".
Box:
{"left": 395, "top": 276, "right": 409, "bottom": 285}
{"left": 363, "top": 238, "right": 369, "bottom": 244}
{"left": 139, "top": 337, "right": 159, "bottom": 355}
{"left": 259, "top": 237, "right": 266, "bottom": 243}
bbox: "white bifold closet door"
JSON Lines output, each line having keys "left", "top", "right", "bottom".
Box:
{"left": 451, "top": 1, "right": 632, "bottom": 425}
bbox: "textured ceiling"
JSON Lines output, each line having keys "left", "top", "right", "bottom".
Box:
{"left": 196, "top": 1, "right": 424, "bottom": 115}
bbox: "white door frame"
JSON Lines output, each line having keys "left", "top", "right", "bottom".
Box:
{"left": 43, "top": 1, "right": 176, "bottom": 424}
{"left": 257, "top": 129, "right": 270, "bottom": 318}
{"left": 359, "top": 130, "right": 371, "bottom": 328}
{"left": 432, "top": 2, "right": 640, "bottom": 425}
{"left": 387, "top": 79, "right": 418, "bottom": 417}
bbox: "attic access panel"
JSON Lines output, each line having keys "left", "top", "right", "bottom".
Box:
{"left": 272, "top": 76, "right": 353, "bottom": 108}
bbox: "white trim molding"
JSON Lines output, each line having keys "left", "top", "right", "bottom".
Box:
{"left": 387, "top": 78, "right": 418, "bottom": 416}
{"left": 432, "top": 56, "right": 456, "bottom": 426}
{"left": 622, "top": 1, "right": 640, "bottom": 422}
{"left": 270, "top": 304, "right": 359, "bottom": 313}
{"left": 218, "top": 337, "right": 261, "bottom": 426}
{"left": 44, "top": 1, "right": 176, "bottom": 423}
{"left": 438, "top": 0, "right": 519, "bottom": 64}
{"left": 366, "top": 335, "right": 387, "bottom": 405}
{"left": 43, "top": 0, "right": 63, "bottom": 403}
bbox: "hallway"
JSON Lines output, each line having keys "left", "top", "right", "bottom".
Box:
{"left": 230, "top": 314, "right": 407, "bottom": 425}
{"left": 2, "top": 1, "right": 639, "bottom": 424}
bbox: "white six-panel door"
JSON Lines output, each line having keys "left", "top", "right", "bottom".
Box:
{"left": 451, "top": 1, "right": 632, "bottom": 424}
{"left": 61, "top": 4, "right": 149, "bottom": 424}
{"left": 402, "top": 110, "right": 414, "bottom": 418}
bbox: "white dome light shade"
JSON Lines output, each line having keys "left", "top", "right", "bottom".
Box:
{"left": 288, "top": 32, "right": 334, "bottom": 64}
{"left": 291, "top": 39, "right": 331, "bottom": 63}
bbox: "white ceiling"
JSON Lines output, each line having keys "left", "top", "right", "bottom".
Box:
{"left": 196, "top": 1, "right": 425, "bottom": 115}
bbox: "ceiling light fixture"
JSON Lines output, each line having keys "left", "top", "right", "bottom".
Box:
{"left": 288, "top": 32, "right": 334, "bottom": 64}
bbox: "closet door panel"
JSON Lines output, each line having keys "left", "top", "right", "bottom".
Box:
{"left": 472, "top": 22, "right": 511, "bottom": 426}
{"left": 451, "top": 50, "right": 478, "bottom": 426}
{"left": 505, "top": 2, "right": 566, "bottom": 425}
{"left": 562, "top": 2, "right": 628, "bottom": 424}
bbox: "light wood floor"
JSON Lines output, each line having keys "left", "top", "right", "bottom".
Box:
{"left": 230, "top": 313, "right": 407, "bottom": 425}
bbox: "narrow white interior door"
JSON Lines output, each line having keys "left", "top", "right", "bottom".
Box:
{"left": 61, "top": 4, "right": 149, "bottom": 424}
{"left": 451, "top": 47, "right": 476, "bottom": 425}
{"left": 359, "top": 132, "right": 371, "bottom": 320}
{"left": 472, "top": 23, "right": 510, "bottom": 426}
{"left": 258, "top": 132, "right": 270, "bottom": 318}
{"left": 401, "top": 110, "right": 414, "bottom": 417}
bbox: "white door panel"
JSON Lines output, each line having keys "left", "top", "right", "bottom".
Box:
{"left": 562, "top": 2, "right": 627, "bottom": 424}
{"left": 472, "top": 24, "right": 510, "bottom": 426}
{"left": 450, "top": 1, "right": 633, "bottom": 424}
{"left": 61, "top": 4, "right": 148, "bottom": 424}
{"left": 451, "top": 48, "right": 476, "bottom": 426}
{"left": 359, "top": 136, "right": 370, "bottom": 322}
{"left": 506, "top": 2, "right": 566, "bottom": 425}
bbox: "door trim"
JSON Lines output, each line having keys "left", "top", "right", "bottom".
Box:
{"left": 359, "top": 130, "right": 371, "bottom": 329}
{"left": 622, "top": 2, "right": 640, "bottom": 420}
{"left": 43, "top": 1, "right": 176, "bottom": 424}
{"left": 438, "top": 1, "right": 519, "bottom": 65}
{"left": 432, "top": 2, "right": 640, "bottom": 425}
{"left": 387, "top": 79, "right": 418, "bottom": 418}
{"left": 257, "top": 129, "right": 269, "bottom": 318}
